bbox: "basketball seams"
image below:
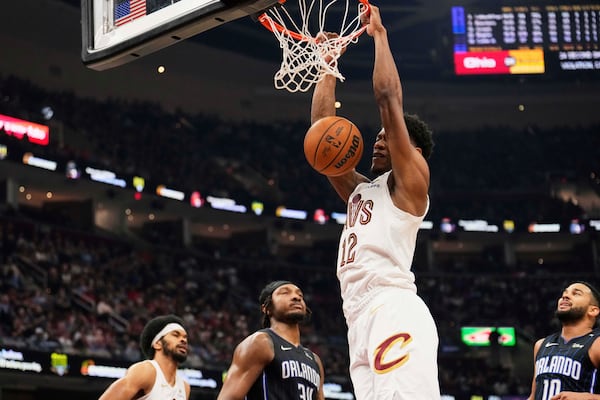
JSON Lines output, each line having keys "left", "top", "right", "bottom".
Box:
{"left": 313, "top": 118, "right": 343, "bottom": 168}
{"left": 318, "top": 122, "right": 355, "bottom": 173}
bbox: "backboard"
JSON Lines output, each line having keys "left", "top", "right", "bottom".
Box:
{"left": 81, "top": 0, "right": 281, "bottom": 71}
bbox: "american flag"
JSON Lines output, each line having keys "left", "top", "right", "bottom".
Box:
{"left": 114, "top": 0, "right": 147, "bottom": 27}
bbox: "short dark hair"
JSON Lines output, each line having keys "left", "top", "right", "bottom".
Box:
{"left": 259, "top": 281, "right": 293, "bottom": 328}
{"left": 259, "top": 280, "right": 311, "bottom": 328}
{"left": 405, "top": 113, "right": 434, "bottom": 160}
{"left": 139, "top": 314, "right": 186, "bottom": 359}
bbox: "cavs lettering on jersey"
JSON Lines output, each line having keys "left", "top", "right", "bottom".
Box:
{"left": 137, "top": 360, "right": 187, "bottom": 400}
{"left": 337, "top": 170, "right": 428, "bottom": 319}
{"left": 534, "top": 329, "right": 600, "bottom": 400}
{"left": 246, "top": 329, "right": 320, "bottom": 400}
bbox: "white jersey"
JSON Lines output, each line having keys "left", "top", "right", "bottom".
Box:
{"left": 336, "top": 171, "right": 427, "bottom": 320}
{"left": 138, "top": 360, "right": 187, "bottom": 400}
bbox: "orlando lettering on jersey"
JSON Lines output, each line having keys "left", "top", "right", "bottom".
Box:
{"left": 535, "top": 356, "right": 582, "bottom": 379}
{"left": 245, "top": 329, "right": 321, "bottom": 400}
{"left": 281, "top": 360, "right": 321, "bottom": 387}
{"left": 533, "top": 331, "right": 600, "bottom": 398}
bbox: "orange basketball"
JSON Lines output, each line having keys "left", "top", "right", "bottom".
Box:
{"left": 304, "top": 116, "right": 363, "bottom": 177}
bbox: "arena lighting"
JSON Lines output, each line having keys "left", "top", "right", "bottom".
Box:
{"left": 0, "top": 114, "right": 49, "bottom": 145}
{"left": 22, "top": 153, "right": 57, "bottom": 171}
{"left": 81, "top": 362, "right": 217, "bottom": 388}
{"left": 528, "top": 223, "right": 561, "bottom": 233}
{"left": 323, "top": 382, "right": 354, "bottom": 400}
{"left": 503, "top": 220, "right": 515, "bottom": 233}
{"left": 331, "top": 212, "right": 347, "bottom": 225}
{"left": 440, "top": 218, "right": 456, "bottom": 233}
{"left": 460, "top": 327, "right": 516, "bottom": 347}
{"left": 458, "top": 219, "right": 499, "bottom": 232}
{"left": 590, "top": 220, "right": 600, "bottom": 231}
{"left": 420, "top": 220, "right": 434, "bottom": 230}
{"left": 313, "top": 209, "right": 329, "bottom": 224}
{"left": 0, "top": 348, "right": 42, "bottom": 373}
{"left": 206, "top": 195, "right": 247, "bottom": 213}
{"left": 251, "top": 201, "right": 264, "bottom": 216}
{"left": 65, "top": 161, "right": 81, "bottom": 179}
{"left": 85, "top": 167, "right": 126, "bottom": 188}
{"left": 0, "top": 144, "right": 7, "bottom": 160}
{"left": 569, "top": 219, "right": 585, "bottom": 234}
{"left": 179, "top": 368, "right": 218, "bottom": 389}
{"left": 133, "top": 176, "right": 145, "bottom": 192}
{"left": 41, "top": 106, "right": 54, "bottom": 120}
{"left": 190, "top": 191, "right": 204, "bottom": 208}
{"left": 275, "top": 206, "right": 308, "bottom": 220}
{"left": 156, "top": 185, "right": 185, "bottom": 201}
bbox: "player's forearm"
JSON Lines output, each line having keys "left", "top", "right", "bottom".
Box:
{"left": 372, "top": 30, "right": 403, "bottom": 106}
{"left": 311, "top": 74, "right": 337, "bottom": 123}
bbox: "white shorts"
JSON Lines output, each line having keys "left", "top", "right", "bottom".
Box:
{"left": 347, "top": 289, "right": 441, "bottom": 400}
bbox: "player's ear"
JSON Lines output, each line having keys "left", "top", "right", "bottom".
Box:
{"left": 588, "top": 304, "right": 600, "bottom": 318}
{"left": 261, "top": 304, "right": 268, "bottom": 316}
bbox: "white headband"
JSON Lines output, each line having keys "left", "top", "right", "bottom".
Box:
{"left": 152, "top": 323, "right": 186, "bottom": 346}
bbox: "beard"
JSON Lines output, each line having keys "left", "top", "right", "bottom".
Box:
{"left": 556, "top": 306, "right": 587, "bottom": 324}
{"left": 161, "top": 339, "right": 188, "bottom": 363}
{"left": 284, "top": 311, "right": 307, "bottom": 324}
{"left": 272, "top": 307, "right": 308, "bottom": 325}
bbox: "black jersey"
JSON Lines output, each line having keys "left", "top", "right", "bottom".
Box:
{"left": 246, "top": 328, "right": 321, "bottom": 400}
{"left": 533, "top": 329, "right": 600, "bottom": 400}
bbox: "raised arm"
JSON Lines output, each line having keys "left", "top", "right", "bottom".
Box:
{"left": 217, "top": 332, "right": 274, "bottom": 400}
{"left": 367, "top": 5, "right": 429, "bottom": 215}
{"left": 310, "top": 42, "right": 369, "bottom": 203}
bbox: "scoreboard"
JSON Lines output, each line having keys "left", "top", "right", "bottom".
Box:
{"left": 452, "top": 3, "right": 600, "bottom": 75}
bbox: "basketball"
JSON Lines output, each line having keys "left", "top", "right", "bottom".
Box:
{"left": 304, "top": 116, "right": 364, "bottom": 177}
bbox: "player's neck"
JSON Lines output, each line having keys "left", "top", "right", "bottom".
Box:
{"left": 270, "top": 322, "right": 301, "bottom": 346}
{"left": 155, "top": 354, "right": 179, "bottom": 384}
{"left": 561, "top": 320, "right": 594, "bottom": 341}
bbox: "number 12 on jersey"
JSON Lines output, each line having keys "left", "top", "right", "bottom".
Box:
{"left": 339, "top": 233, "right": 357, "bottom": 268}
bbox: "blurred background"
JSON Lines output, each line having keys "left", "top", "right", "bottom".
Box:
{"left": 0, "top": 0, "right": 599, "bottom": 398}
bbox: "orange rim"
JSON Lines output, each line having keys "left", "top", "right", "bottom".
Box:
{"left": 259, "top": 0, "right": 370, "bottom": 42}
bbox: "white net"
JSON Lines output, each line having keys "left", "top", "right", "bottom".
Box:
{"left": 259, "top": 0, "right": 369, "bottom": 93}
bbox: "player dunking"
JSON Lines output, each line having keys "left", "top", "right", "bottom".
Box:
{"left": 217, "top": 280, "right": 325, "bottom": 400}
{"left": 310, "top": 4, "right": 440, "bottom": 400}
{"left": 528, "top": 281, "right": 600, "bottom": 399}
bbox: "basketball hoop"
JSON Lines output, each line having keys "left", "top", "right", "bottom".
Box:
{"left": 258, "top": 0, "right": 370, "bottom": 93}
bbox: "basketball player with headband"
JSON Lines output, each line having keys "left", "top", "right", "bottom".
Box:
{"left": 310, "top": 4, "right": 440, "bottom": 400}
{"left": 98, "top": 314, "right": 190, "bottom": 400}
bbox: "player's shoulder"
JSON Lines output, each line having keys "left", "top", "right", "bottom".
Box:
{"left": 239, "top": 330, "right": 274, "bottom": 351}
{"left": 120, "top": 359, "right": 157, "bottom": 387}
{"left": 234, "top": 330, "right": 275, "bottom": 365}
{"left": 589, "top": 328, "right": 600, "bottom": 340}
{"left": 128, "top": 359, "right": 156, "bottom": 375}
{"left": 534, "top": 333, "right": 558, "bottom": 350}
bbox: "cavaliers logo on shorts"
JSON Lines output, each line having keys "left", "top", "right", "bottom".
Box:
{"left": 373, "top": 333, "right": 412, "bottom": 374}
